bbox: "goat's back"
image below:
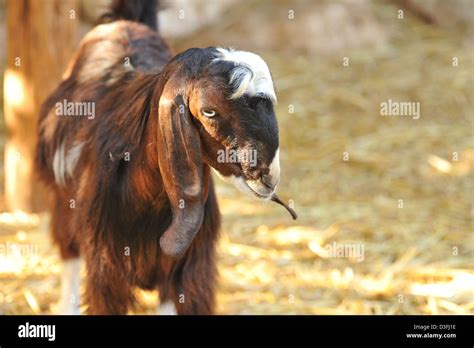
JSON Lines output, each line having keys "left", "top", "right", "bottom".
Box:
{"left": 36, "top": 20, "right": 172, "bottom": 188}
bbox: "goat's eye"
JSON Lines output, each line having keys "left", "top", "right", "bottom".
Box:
{"left": 202, "top": 109, "right": 216, "bottom": 118}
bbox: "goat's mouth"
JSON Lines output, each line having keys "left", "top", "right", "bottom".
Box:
{"left": 212, "top": 168, "right": 275, "bottom": 200}
{"left": 212, "top": 168, "right": 297, "bottom": 219}
{"left": 244, "top": 176, "right": 297, "bottom": 219}
{"left": 242, "top": 177, "right": 276, "bottom": 200}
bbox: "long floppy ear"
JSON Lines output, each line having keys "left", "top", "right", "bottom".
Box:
{"left": 157, "top": 93, "right": 208, "bottom": 259}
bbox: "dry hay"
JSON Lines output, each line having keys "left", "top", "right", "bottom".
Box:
{"left": 0, "top": 2, "right": 473, "bottom": 315}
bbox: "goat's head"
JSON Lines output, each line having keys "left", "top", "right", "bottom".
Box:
{"left": 157, "top": 47, "right": 292, "bottom": 258}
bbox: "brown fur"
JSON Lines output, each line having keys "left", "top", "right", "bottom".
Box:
{"left": 36, "top": 20, "right": 221, "bottom": 314}
{"left": 36, "top": 2, "right": 281, "bottom": 316}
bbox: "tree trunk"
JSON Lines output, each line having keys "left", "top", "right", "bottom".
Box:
{"left": 4, "top": 0, "right": 78, "bottom": 212}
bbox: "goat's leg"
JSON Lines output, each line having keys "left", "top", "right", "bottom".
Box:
{"left": 83, "top": 246, "right": 132, "bottom": 315}
{"left": 52, "top": 194, "right": 81, "bottom": 315}
{"left": 159, "top": 248, "right": 218, "bottom": 315}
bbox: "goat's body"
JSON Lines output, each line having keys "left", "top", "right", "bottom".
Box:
{"left": 36, "top": 21, "right": 220, "bottom": 314}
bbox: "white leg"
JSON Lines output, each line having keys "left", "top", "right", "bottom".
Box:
{"left": 59, "top": 258, "right": 81, "bottom": 315}
{"left": 156, "top": 300, "right": 177, "bottom": 315}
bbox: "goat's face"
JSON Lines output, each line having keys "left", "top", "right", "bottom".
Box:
{"left": 157, "top": 47, "right": 282, "bottom": 258}
{"left": 188, "top": 48, "right": 280, "bottom": 200}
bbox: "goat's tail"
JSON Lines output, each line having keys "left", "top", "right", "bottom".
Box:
{"left": 98, "top": 0, "right": 160, "bottom": 31}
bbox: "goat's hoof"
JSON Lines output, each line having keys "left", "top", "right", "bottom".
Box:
{"left": 57, "top": 301, "right": 81, "bottom": 315}
{"left": 156, "top": 301, "right": 177, "bottom": 315}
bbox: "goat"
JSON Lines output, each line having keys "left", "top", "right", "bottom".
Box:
{"left": 36, "top": 0, "right": 296, "bottom": 315}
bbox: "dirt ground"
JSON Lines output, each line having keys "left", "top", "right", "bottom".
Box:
{"left": 0, "top": 1, "right": 473, "bottom": 314}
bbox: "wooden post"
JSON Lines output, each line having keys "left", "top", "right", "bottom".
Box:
{"left": 4, "top": 0, "right": 78, "bottom": 212}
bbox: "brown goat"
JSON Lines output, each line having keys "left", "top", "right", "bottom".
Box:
{"left": 36, "top": 0, "right": 294, "bottom": 315}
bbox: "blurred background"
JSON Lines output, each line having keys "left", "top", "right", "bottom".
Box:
{"left": 0, "top": 0, "right": 473, "bottom": 314}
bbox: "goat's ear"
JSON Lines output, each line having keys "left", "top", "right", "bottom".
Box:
{"left": 157, "top": 94, "right": 207, "bottom": 258}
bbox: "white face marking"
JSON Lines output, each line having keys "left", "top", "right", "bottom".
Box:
{"left": 214, "top": 48, "right": 277, "bottom": 104}
{"left": 59, "top": 258, "right": 81, "bottom": 315}
{"left": 53, "top": 142, "right": 84, "bottom": 187}
{"left": 157, "top": 301, "right": 177, "bottom": 315}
